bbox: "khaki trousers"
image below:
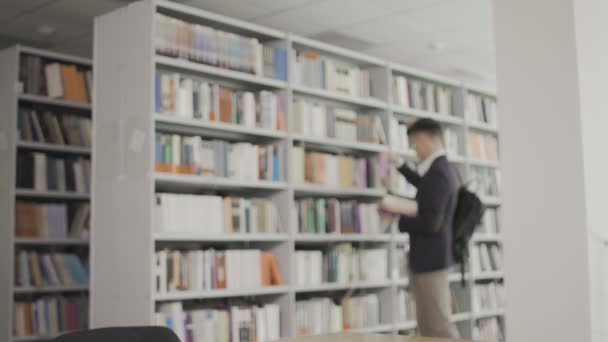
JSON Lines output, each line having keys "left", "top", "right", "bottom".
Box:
{"left": 409, "top": 269, "right": 460, "bottom": 338}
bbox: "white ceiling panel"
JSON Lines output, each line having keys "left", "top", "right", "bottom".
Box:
{"left": 31, "top": 0, "right": 124, "bottom": 26}
{"left": 249, "top": 0, "right": 322, "bottom": 13}
{"left": 184, "top": 0, "right": 272, "bottom": 20}
{"left": 0, "top": 12, "right": 87, "bottom": 46}
{"left": 399, "top": 0, "right": 494, "bottom": 34}
{"left": 253, "top": 0, "right": 392, "bottom": 36}
{"left": 372, "top": 0, "right": 448, "bottom": 12}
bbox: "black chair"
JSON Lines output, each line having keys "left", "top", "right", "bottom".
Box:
{"left": 53, "top": 326, "right": 180, "bottom": 342}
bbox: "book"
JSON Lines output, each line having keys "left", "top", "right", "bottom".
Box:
{"left": 474, "top": 317, "right": 504, "bottom": 341}
{"left": 470, "top": 166, "right": 501, "bottom": 196}
{"left": 393, "top": 75, "right": 453, "bottom": 115}
{"left": 155, "top": 13, "right": 287, "bottom": 80}
{"left": 294, "top": 198, "right": 381, "bottom": 234}
{"left": 154, "top": 248, "right": 283, "bottom": 293}
{"left": 13, "top": 296, "right": 88, "bottom": 337}
{"left": 19, "top": 54, "right": 92, "bottom": 103}
{"left": 379, "top": 194, "right": 418, "bottom": 216}
{"left": 466, "top": 92, "right": 499, "bottom": 127}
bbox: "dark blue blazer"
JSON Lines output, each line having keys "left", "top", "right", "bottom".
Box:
{"left": 398, "top": 155, "right": 460, "bottom": 273}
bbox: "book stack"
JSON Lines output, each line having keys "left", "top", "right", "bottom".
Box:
{"left": 155, "top": 72, "right": 286, "bottom": 131}
{"left": 291, "top": 146, "right": 381, "bottom": 188}
{"left": 295, "top": 294, "right": 380, "bottom": 335}
{"left": 292, "top": 50, "right": 372, "bottom": 98}
{"left": 294, "top": 198, "right": 382, "bottom": 235}
{"left": 154, "top": 249, "right": 283, "bottom": 293}
{"left": 474, "top": 317, "right": 504, "bottom": 342}
{"left": 15, "top": 202, "right": 90, "bottom": 239}
{"left": 388, "top": 118, "right": 410, "bottom": 153}
{"left": 471, "top": 167, "right": 501, "bottom": 197}
{"left": 294, "top": 244, "right": 387, "bottom": 285}
{"left": 155, "top": 134, "right": 284, "bottom": 182}
{"left": 156, "top": 302, "right": 280, "bottom": 342}
{"left": 479, "top": 209, "right": 499, "bottom": 234}
{"left": 155, "top": 14, "right": 287, "bottom": 80}
{"left": 467, "top": 132, "right": 499, "bottom": 162}
{"left": 393, "top": 75, "right": 453, "bottom": 115}
{"left": 397, "top": 289, "right": 415, "bottom": 323}
{"left": 13, "top": 296, "right": 88, "bottom": 338}
{"left": 15, "top": 251, "right": 89, "bottom": 287}
{"left": 18, "top": 109, "right": 92, "bottom": 146}
{"left": 155, "top": 193, "right": 281, "bottom": 234}
{"left": 19, "top": 54, "right": 92, "bottom": 103}
{"left": 443, "top": 128, "right": 460, "bottom": 157}
{"left": 450, "top": 283, "right": 470, "bottom": 314}
{"left": 466, "top": 93, "right": 498, "bottom": 127}
{"left": 16, "top": 153, "right": 90, "bottom": 193}
{"left": 474, "top": 282, "right": 505, "bottom": 312}
{"left": 471, "top": 244, "right": 503, "bottom": 274}
{"left": 291, "top": 99, "right": 386, "bottom": 144}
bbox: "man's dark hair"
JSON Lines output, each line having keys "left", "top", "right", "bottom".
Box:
{"left": 407, "top": 118, "right": 443, "bottom": 138}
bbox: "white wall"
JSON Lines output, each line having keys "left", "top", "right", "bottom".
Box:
{"left": 494, "top": 0, "right": 594, "bottom": 341}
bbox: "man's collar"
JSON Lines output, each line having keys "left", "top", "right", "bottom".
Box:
{"left": 417, "top": 149, "right": 446, "bottom": 176}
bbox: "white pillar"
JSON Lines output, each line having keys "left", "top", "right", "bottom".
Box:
{"left": 494, "top": 0, "right": 608, "bottom": 341}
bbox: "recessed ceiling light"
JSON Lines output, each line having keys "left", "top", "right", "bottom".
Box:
{"left": 38, "top": 25, "right": 55, "bottom": 36}
{"left": 428, "top": 42, "right": 447, "bottom": 52}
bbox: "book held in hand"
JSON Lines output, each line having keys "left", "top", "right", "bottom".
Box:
{"left": 379, "top": 194, "right": 418, "bottom": 217}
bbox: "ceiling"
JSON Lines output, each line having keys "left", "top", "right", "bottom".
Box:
{"left": 0, "top": 0, "right": 496, "bottom": 89}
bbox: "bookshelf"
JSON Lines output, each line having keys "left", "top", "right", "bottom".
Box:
{"left": 0, "top": 46, "right": 92, "bottom": 342}
{"left": 91, "top": 1, "right": 504, "bottom": 341}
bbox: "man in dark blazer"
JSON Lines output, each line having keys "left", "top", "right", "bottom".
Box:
{"left": 396, "top": 118, "right": 460, "bottom": 338}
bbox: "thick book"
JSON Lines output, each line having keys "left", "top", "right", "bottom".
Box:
{"left": 380, "top": 194, "right": 418, "bottom": 217}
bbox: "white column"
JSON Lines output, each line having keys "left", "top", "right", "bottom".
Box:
{"left": 494, "top": 0, "right": 608, "bottom": 341}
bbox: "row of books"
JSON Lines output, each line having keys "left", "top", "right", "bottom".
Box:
{"left": 450, "top": 283, "right": 471, "bottom": 314}
{"left": 474, "top": 317, "right": 504, "bottom": 342}
{"left": 474, "top": 282, "right": 505, "bottom": 312}
{"left": 479, "top": 209, "right": 500, "bottom": 234}
{"left": 155, "top": 193, "right": 281, "bottom": 235}
{"left": 13, "top": 296, "right": 88, "bottom": 338}
{"left": 156, "top": 302, "right": 280, "bottom": 342}
{"left": 155, "top": 134, "right": 284, "bottom": 182}
{"left": 471, "top": 167, "right": 501, "bottom": 197}
{"left": 16, "top": 153, "right": 90, "bottom": 193}
{"left": 397, "top": 289, "right": 415, "bottom": 323}
{"left": 466, "top": 93, "right": 498, "bottom": 127}
{"left": 292, "top": 50, "right": 372, "bottom": 98}
{"left": 154, "top": 249, "right": 283, "bottom": 293}
{"left": 294, "top": 244, "right": 387, "bottom": 285}
{"left": 291, "top": 146, "right": 381, "bottom": 188}
{"left": 291, "top": 99, "right": 386, "bottom": 144}
{"left": 295, "top": 294, "right": 380, "bottom": 335}
{"left": 468, "top": 132, "right": 499, "bottom": 162}
{"left": 155, "top": 72, "right": 286, "bottom": 131}
{"left": 471, "top": 243, "right": 503, "bottom": 273}
{"left": 393, "top": 75, "right": 453, "bottom": 115}
{"left": 155, "top": 14, "right": 287, "bottom": 80}
{"left": 20, "top": 54, "right": 92, "bottom": 104}
{"left": 15, "top": 202, "right": 90, "bottom": 239}
{"left": 18, "top": 109, "right": 92, "bottom": 146}
{"left": 15, "top": 251, "right": 89, "bottom": 287}
{"left": 294, "top": 199, "right": 384, "bottom": 235}
{"left": 388, "top": 118, "right": 410, "bottom": 153}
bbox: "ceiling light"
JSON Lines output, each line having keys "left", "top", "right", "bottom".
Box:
{"left": 428, "top": 42, "right": 447, "bottom": 52}
{"left": 38, "top": 25, "right": 55, "bottom": 36}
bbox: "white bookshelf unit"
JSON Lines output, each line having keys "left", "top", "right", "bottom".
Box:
{"left": 92, "top": 1, "right": 504, "bottom": 341}
{"left": 0, "top": 46, "right": 92, "bottom": 342}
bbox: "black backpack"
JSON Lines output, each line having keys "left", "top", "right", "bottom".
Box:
{"left": 452, "top": 186, "right": 485, "bottom": 286}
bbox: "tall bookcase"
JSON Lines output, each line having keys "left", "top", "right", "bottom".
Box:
{"left": 92, "top": 1, "right": 504, "bottom": 340}
{"left": 0, "top": 46, "right": 92, "bottom": 342}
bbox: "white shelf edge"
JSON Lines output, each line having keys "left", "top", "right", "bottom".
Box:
{"left": 294, "top": 280, "right": 392, "bottom": 293}
{"left": 467, "top": 121, "right": 499, "bottom": 133}
{"left": 14, "top": 285, "right": 89, "bottom": 294}
{"left": 394, "top": 321, "right": 418, "bottom": 330}
{"left": 155, "top": 55, "right": 287, "bottom": 89}
{"left": 17, "top": 141, "right": 91, "bottom": 155}
{"left": 12, "top": 333, "right": 64, "bottom": 342}
{"left": 14, "top": 238, "right": 89, "bottom": 246}
{"left": 154, "top": 285, "right": 289, "bottom": 301}
{"left": 473, "top": 271, "right": 504, "bottom": 280}
{"left": 18, "top": 44, "right": 92, "bottom": 65}
{"left": 293, "top": 184, "right": 386, "bottom": 198}
{"left": 14, "top": 189, "right": 90, "bottom": 200}
{"left": 18, "top": 94, "right": 91, "bottom": 110}
{"left": 348, "top": 323, "right": 394, "bottom": 334}
{"left": 451, "top": 312, "right": 473, "bottom": 322}
{"left": 290, "top": 34, "right": 386, "bottom": 67}
{"left": 155, "top": 173, "right": 288, "bottom": 191}
{"left": 469, "top": 159, "right": 501, "bottom": 168}
{"left": 155, "top": 114, "right": 287, "bottom": 139}
{"left": 480, "top": 195, "right": 502, "bottom": 207}
{"left": 472, "top": 234, "right": 503, "bottom": 243}
{"left": 392, "top": 106, "right": 464, "bottom": 125}
{"left": 292, "top": 84, "right": 388, "bottom": 110}
{"left": 294, "top": 233, "right": 392, "bottom": 242}
{"left": 390, "top": 62, "right": 462, "bottom": 88}
{"left": 291, "top": 134, "right": 388, "bottom": 153}
{"left": 154, "top": 233, "right": 288, "bottom": 242}
{"left": 475, "top": 309, "right": 506, "bottom": 319}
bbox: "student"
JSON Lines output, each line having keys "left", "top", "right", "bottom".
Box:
{"left": 395, "top": 118, "right": 460, "bottom": 338}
